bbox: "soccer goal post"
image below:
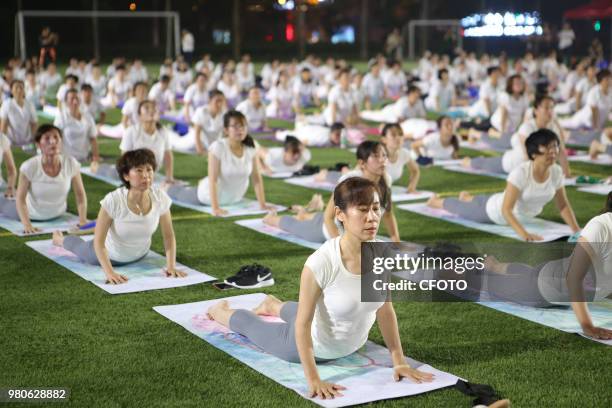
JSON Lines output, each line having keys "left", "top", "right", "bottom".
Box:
{"left": 407, "top": 19, "right": 463, "bottom": 60}
{"left": 15, "top": 10, "right": 181, "bottom": 61}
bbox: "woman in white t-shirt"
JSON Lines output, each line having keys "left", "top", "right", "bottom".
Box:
{"left": 257, "top": 135, "right": 311, "bottom": 175}
{"left": 465, "top": 95, "right": 571, "bottom": 177}
{"left": 0, "top": 124, "right": 87, "bottom": 234}
{"left": 52, "top": 149, "right": 185, "bottom": 284}
{"left": 323, "top": 68, "right": 359, "bottom": 126}
{"left": 410, "top": 116, "right": 459, "bottom": 160}
{"left": 293, "top": 68, "right": 319, "bottom": 113}
{"left": 167, "top": 110, "right": 271, "bottom": 216}
{"left": 192, "top": 90, "right": 227, "bottom": 155}
{"left": 148, "top": 75, "right": 176, "bottom": 114}
{"left": 207, "top": 177, "right": 433, "bottom": 399}
{"left": 183, "top": 73, "right": 210, "bottom": 123}
{"left": 424, "top": 68, "right": 456, "bottom": 113}
{"left": 560, "top": 70, "right": 611, "bottom": 132}
{"left": 490, "top": 74, "right": 529, "bottom": 137}
{"left": 383, "top": 60, "right": 407, "bottom": 99}
{"left": 216, "top": 70, "right": 240, "bottom": 108}
{"left": 120, "top": 81, "right": 149, "bottom": 129}
{"left": 468, "top": 66, "right": 502, "bottom": 118}
{"left": 103, "top": 65, "right": 131, "bottom": 108}
{"left": 265, "top": 70, "right": 295, "bottom": 120}
{"left": 54, "top": 89, "right": 99, "bottom": 163}
{"left": 264, "top": 141, "right": 400, "bottom": 244}
{"left": 0, "top": 132, "right": 17, "bottom": 197}
{"left": 0, "top": 80, "right": 37, "bottom": 146}
{"left": 236, "top": 87, "right": 267, "bottom": 132}
{"left": 380, "top": 123, "right": 420, "bottom": 192}
{"left": 428, "top": 129, "right": 580, "bottom": 241}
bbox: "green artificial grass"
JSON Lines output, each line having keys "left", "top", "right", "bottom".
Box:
{"left": 2, "top": 104, "right": 612, "bottom": 408}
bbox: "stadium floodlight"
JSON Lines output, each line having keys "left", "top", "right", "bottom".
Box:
{"left": 14, "top": 10, "right": 181, "bottom": 61}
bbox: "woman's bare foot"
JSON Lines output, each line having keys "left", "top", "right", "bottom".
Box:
{"left": 252, "top": 295, "right": 283, "bottom": 316}
{"left": 488, "top": 399, "right": 511, "bottom": 408}
{"left": 263, "top": 210, "right": 281, "bottom": 227}
{"left": 206, "top": 300, "right": 234, "bottom": 327}
{"left": 306, "top": 194, "right": 324, "bottom": 212}
{"left": 426, "top": 194, "right": 444, "bottom": 209}
{"left": 458, "top": 191, "right": 474, "bottom": 201}
{"left": 589, "top": 140, "right": 603, "bottom": 159}
{"left": 313, "top": 169, "right": 328, "bottom": 182}
{"left": 52, "top": 231, "right": 64, "bottom": 247}
{"left": 461, "top": 157, "right": 472, "bottom": 168}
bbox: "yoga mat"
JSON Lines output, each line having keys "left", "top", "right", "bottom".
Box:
{"left": 390, "top": 187, "right": 435, "bottom": 202}
{"left": 235, "top": 218, "right": 400, "bottom": 250}
{"left": 568, "top": 154, "right": 612, "bottom": 166}
{"left": 397, "top": 203, "right": 573, "bottom": 242}
{"left": 478, "top": 301, "right": 612, "bottom": 346}
{"left": 442, "top": 165, "right": 579, "bottom": 186}
{"left": 153, "top": 293, "right": 460, "bottom": 407}
{"left": 172, "top": 198, "right": 286, "bottom": 218}
{"left": 577, "top": 184, "right": 612, "bottom": 196}
{"left": 264, "top": 171, "right": 295, "bottom": 179}
{"left": 98, "top": 124, "right": 125, "bottom": 139}
{"left": 461, "top": 140, "right": 506, "bottom": 153}
{"left": 26, "top": 237, "right": 216, "bottom": 294}
{"left": 0, "top": 212, "right": 81, "bottom": 237}
{"left": 80, "top": 167, "right": 183, "bottom": 189}
{"left": 160, "top": 110, "right": 189, "bottom": 127}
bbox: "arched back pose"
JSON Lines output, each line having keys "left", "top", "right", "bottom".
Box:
{"left": 54, "top": 88, "right": 99, "bottom": 164}
{"left": 0, "top": 80, "right": 37, "bottom": 146}
{"left": 0, "top": 125, "right": 87, "bottom": 234}
{"left": 265, "top": 70, "right": 295, "bottom": 120}
{"left": 427, "top": 129, "right": 580, "bottom": 242}
{"left": 52, "top": 149, "right": 185, "bottom": 284}
{"left": 207, "top": 177, "right": 433, "bottom": 399}
{"left": 264, "top": 141, "right": 400, "bottom": 243}
{"left": 166, "top": 110, "right": 270, "bottom": 216}
{"left": 424, "top": 68, "right": 456, "bottom": 113}
{"left": 193, "top": 90, "right": 227, "bottom": 155}
{"left": 410, "top": 116, "right": 459, "bottom": 160}
{"left": 257, "top": 135, "right": 311, "bottom": 175}
{"left": 465, "top": 95, "right": 571, "bottom": 177}
{"left": 236, "top": 87, "right": 267, "bottom": 132}
{"left": 379, "top": 123, "right": 420, "bottom": 192}
{"left": 560, "top": 69, "right": 611, "bottom": 132}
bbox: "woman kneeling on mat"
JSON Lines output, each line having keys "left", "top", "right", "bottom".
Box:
{"left": 166, "top": 110, "right": 272, "bottom": 216}
{"left": 427, "top": 129, "right": 580, "bottom": 242}
{"left": 264, "top": 141, "right": 400, "bottom": 243}
{"left": 207, "top": 177, "right": 433, "bottom": 399}
{"left": 0, "top": 124, "right": 87, "bottom": 234}
{"left": 52, "top": 148, "right": 185, "bottom": 284}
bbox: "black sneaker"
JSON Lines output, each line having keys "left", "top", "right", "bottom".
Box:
{"left": 224, "top": 264, "right": 274, "bottom": 289}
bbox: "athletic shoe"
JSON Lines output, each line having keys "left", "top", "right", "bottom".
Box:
{"left": 224, "top": 264, "right": 275, "bottom": 289}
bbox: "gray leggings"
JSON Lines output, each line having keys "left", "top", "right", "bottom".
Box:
{"left": 279, "top": 212, "right": 326, "bottom": 243}
{"left": 443, "top": 194, "right": 493, "bottom": 224}
{"left": 167, "top": 185, "right": 201, "bottom": 205}
{"left": 486, "top": 262, "right": 551, "bottom": 308}
{"left": 481, "top": 133, "right": 512, "bottom": 150}
{"left": 325, "top": 171, "right": 342, "bottom": 184}
{"left": 63, "top": 236, "right": 137, "bottom": 266}
{"left": 607, "top": 145, "right": 612, "bottom": 155}
{"left": 0, "top": 196, "right": 19, "bottom": 220}
{"left": 471, "top": 156, "right": 505, "bottom": 174}
{"left": 229, "top": 301, "right": 329, "bottom": 363}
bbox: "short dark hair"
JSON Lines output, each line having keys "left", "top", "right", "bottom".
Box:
{"left": 487, "top": 66, "right": 500, "bottom": 76}
{"left": 283, "top": 135, "right": 302, "bottom": 154}
{"left": 330, "top": 122, "right": 345, "bottom": 133}
{"left": 380, "top": 123, "right": 402, "bottom": 137}
{"left": 596, "top": 69, "right": 611, "bottom": 83}
{"left": 64, "top": 88, "right": 79, "bottom": 101}
{"left": 525, "top": 129, "right": 560, "bottom": 160}
{"left": 80, "top": 83, "right": 93, "bottom": 92}
{"left": 407, "top": 85, "right": 421, "bottom": 95}
{"left": 505, "top": 74, "right": 525, "bottom": 95}
{"left": 116, "top": 149, "right": 157, "bottom": 189}
{"left": 34, "top": 124, "right": 62, "bottom": 143}
{"left": 160, "top": 74, "right": 171, "bottom": 83}
{"left": 65, "top": 74, "right": 79, "bottom": 82}
{"left": 437, "top": 68, "right": 449, "bottom": 80}
{"left": 209, "top": 89, "right": 225, "bottom": 100}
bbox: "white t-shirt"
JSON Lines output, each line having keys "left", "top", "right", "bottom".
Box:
{"left": 383, "top": 70, "right": 407, "bottom": 97}
{"left": 305, "top": 237, "right": 385, "bottom": 359}
{"left": 502, "top": 118, "right": 562, "bottom": 173}
{"left": 173, "top": 70, "right": 193, "bottom": 94}
{"left": 217, "top": 80, "right": 240, "bottom": 102}
{"left": 293, "top": 80, "right": 317, "bottom": 106}
{"left": 486, "top": 162, "right": 564, "bottom": 225}
{"left": 491, "top": 92, "right": 530, "bottom": 133}
{"left": 323, "top": 85, "right": 356, "bottom": 125}
{"left": 579, "top": 213, "right": 612, "bottom": 300}
{"left": 192, "top": 106, "right": 225, "bottom": 148}
{"left": 236, "top": 99, "right": 266, "bottom": 131}
{"left": 386, "top": 148, "right": 414, "bottom": 182}
{"left": 266, "top": 85, "right": 294, "bottom": 117}
{"left": 394, "top": 97, "right": 426, "bottom": 119}
{"left": 108, "top": 77, "right": 131, "bottom": 101}
{"left": 421, "top": 132, "right": 455, "bottom": 159}
{"left": 184, "top": 84, "right": 209, "bottom": 110}
{"left": 585, "top": 85, "right": 612, "bottom": 129}
{"left": 0, "top": 133, "right": 11, "bottom": 169}
{"left": 120, "top": 125, "right": 171, "bottom": 168}
{"left": 81, "top": 98, "right": 103, "bottom": 121}
{"left": 54, "top": 110, "right": 97, "bottom": 162}
{"left": 263, "top": 147, "right": 311, "bottom": 173}
{"left": 469, "top": 78, "right": 501, "bottom": 117}
{"left": 182, "top": 33, "right": 195, "bottom": 52}
{"left": 425, "top": 81, "right": 454, "bottom": 112}
{"left": 0, "top": 98, "right": 37, "bottom": 145}
{"left": 148, "top": 83, "right": 174, "bottom": 112}
{"left": 20, "top": 155, "right": 80, "bottom": 220}
{"left": 121, "top": 97, "right": 141, "bottom": 126}
{"left": 101, "top": 186, "right": 172, "bottom": 263}
{"left": 558, "top": 29, "right": 575, "bottom": 50}
{"left": 84, "top": 75, "right": 107, "bottom": 98}
{"left": 38, "top": 72, "right": 62, "bottom": 92}
{"left": 361, "top": 73, "right": 385, "bottom": 102}
{"left": 197, "top": 138, "right": 257, "bottom": 205}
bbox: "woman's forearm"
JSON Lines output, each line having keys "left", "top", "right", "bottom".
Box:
{"left": 502, "top": 209, "right": 529, "bottom": 238}
{"left": 571, "top": 302, "right": 594, "bottom": 329}
{"left": 559, "top": 204, "right": 580, "bottom": 232}
{"left": 164, "top": 232, "right": 177, "bottom": 270}
{"left": 295, "top": 323, "right": 320, "bottom": 382}
{"left": 164, "top": 151, "right": 174, "bottom": 181}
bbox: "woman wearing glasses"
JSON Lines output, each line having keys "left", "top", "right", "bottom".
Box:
{"left": 166, "top": 110, "right": 271, "bottom": 216}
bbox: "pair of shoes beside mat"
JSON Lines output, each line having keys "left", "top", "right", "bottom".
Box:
{"left": 224, "top": 264, "right": 274, "bottom": 289}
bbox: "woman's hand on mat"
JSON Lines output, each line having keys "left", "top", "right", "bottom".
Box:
{"left": 164, "top": 267, "right": 187, "bottom": 278}
{"left": 22, "top": 224, "right": 41, "bottom": 234}
{"left": 260, "top": 203, "right": 276, "bottom": 211}
{"left": 308, "top": 379, "right": 346, "bottom": 399}
{"left": 4, "top": 186, "right": 14, "bottom": 198}
{"left": 105, "top": 271, "right": 128, "bottom": 284}
{"left": 522, "top": 232, "right": 544, "bottom": 242}
{"left": 393, "top": 365, "right": 435, "bottom": 383}
{"left": 582, "top": 325, "right": 612, "bottom": 340}
{"left": 212, "top": 207, "right": 228, "bottom": 217}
